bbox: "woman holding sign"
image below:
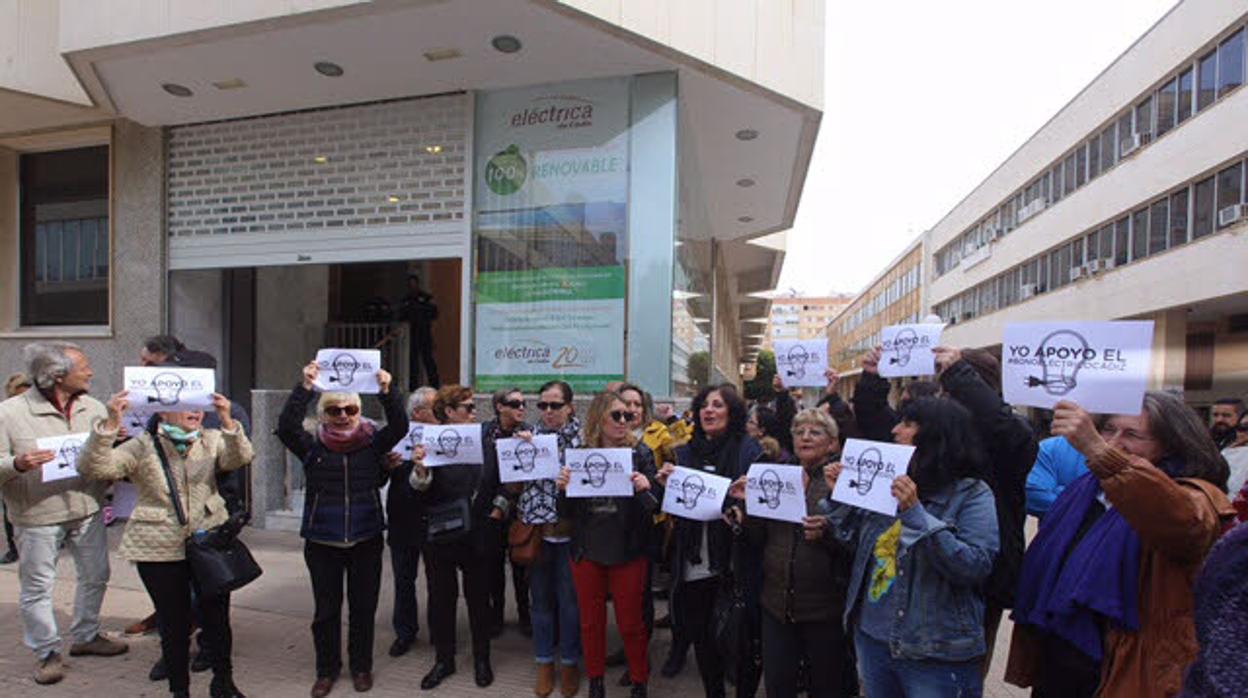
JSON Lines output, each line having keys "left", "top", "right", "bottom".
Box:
{"left": 79, "top": 390, "right": 251, "bottom": 698}
{"left": 727, "top": 408, "right": 852, "bottom": 698}
{"left": 277, "top": 361, "right": 407, "bottom": 698}
{"left": 556, "top": 390, "right": 659, "bottom": 698}
{"left": 1006, "top": 393, "right": 1233, "bottom": 698}
{"left": 666, "top": 383, "right": 764, "bottom": 698}
{"left": 821, "top": 397, "right": 998, "bottom": 697}
{"left": 409, "top": 384, "right": 507, "bottom": 690}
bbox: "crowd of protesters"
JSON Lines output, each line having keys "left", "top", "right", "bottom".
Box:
{"left": 2, "top": 336, "right": 1247, "bottom": 698}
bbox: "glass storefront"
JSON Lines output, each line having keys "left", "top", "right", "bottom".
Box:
{"left": 471, "top": 73, "right": 677, "bottom": 395}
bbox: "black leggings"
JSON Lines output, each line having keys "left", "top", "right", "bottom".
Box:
{"left": 137, "top": 560, "right": 233, "bottom": 693}
{"left": 760, "top": 609, "right": 844, "bottom": 698}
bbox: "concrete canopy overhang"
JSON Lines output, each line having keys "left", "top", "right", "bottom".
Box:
{"left": 22, "top": 0, "right": 819, "bottom": 255}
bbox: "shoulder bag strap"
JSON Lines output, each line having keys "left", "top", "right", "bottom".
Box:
{"left": 150, "top": 428, "right": 189, "bottom": 527}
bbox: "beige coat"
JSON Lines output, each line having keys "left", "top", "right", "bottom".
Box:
{"left": 79, "top": 422, "right": 253, "bottom": 562}
{"left": 0, "top": 390, "right": 109, "bottom": 527}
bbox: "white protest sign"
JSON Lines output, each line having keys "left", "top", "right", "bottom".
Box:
{"left": 661, "top": 466, "right": 730, "bottom": 522}
{"left": 391, "top": 422, "right": 426, "bottom": 461}
{"left": 744, "top": 463, "right": 805, "bottom": 524}
{"left": 832, "top": 438, "right": 915, "bottom": 516}
{"left": 313, "top": 349, "right": 382, "bottom": 394}
{"left": 123, "top": 406, "right": 154, "bottom": 436}
{"left": 124, "top": 366, "right": 215, "bottom": 413}
{"left": 497, "top": 434, "right": 562, "bottom": 483}
{"left": 1002, "top": 321, "right": 1154, "bottom": 415}
{"left": 36, "top": 433, "right": 89, "bottom": 483}
{"left": 878, "top": 323, "right": 944, "bottom": 378}
{"left": 565, "top": 448, "right": 634, "bottom": 498}
{"left": 417, "top": 424, "right": 484, "bottom": 467}
{"left": 774, "top": 339, "right": 829, "bottom": 388}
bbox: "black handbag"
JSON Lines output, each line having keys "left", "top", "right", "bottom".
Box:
{"left": 153, "top": 432, "right": 262, "bottom": 598}
{"left": 426, "top": 498, "right": 472, "bottom": 544}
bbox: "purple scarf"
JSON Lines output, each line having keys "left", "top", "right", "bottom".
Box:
{"left": 1012, "top": 470, "right": 1142, "bottom": 661}
{"left": 318, "top": 421, "right": 375, "bottom": 454}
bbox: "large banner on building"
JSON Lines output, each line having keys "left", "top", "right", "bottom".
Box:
{"left": 474, "top": 266, "right": 625, "bottom": 393}
{"left": 473, "top": 77, "right": 631, "bottom": 393}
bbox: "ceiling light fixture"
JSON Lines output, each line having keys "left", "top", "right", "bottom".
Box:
{"left": 161, "top": 83, "right": 193, "bottom": 97}
{"left": 314, "top": 61, "right": 344, "bottom": 77}
{"left": 491, "top": 34, "right": 523, "bottom": 54}
{"left": 313, "top": 156, "right": 329, "bottom": 164}
{"left": 423, "top": 48, "right": 462, "bottom": 62}
{"left": 735, "top": 129, "right": 758, "bottom": 141}
{"left": 736, "top": 178, "right": 755, "bottom": 188}
{"left": 424, "top": 145, "right": 443, "bottom": 154}
{"left": 387, "top": 195, "right": 401, "bottom": 203}
{"left": 212, "top": 78, "right": 247, "bottom": 90}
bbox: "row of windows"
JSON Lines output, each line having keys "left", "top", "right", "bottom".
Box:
{"left": 933, "top": 155, "right": 1247, "bottom": 324}
{"left": 838, "top": 312, "right": 922, "bottom": 359}
{"left": 933, "top": 25, "right": 1246, "bottom": 279}
{"left": 838, "top": 264, "right": 922, "bottom": 335}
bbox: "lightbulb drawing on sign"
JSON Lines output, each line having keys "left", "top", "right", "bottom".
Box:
{"left": 1025, "top": 330, "right": 1091, "bottom": 396}
{"left": 404, "top": 427, "right": 423, "bottom": 459}
{"left": 436, "top": 429, "right": 463, "bottom": 458}
{"left": 329, "top": 354, "right": 361, "bottom": 386}
{"left": 848, "top": 447, "right": 893, "bottom": 496}
{"left": 582, "top": 453, "right": 611, "bottom": 487}
{"left": 757, "top": 469, "right": 783, "bottom": 509}
{"left": 677, "top": 474, "right": 706, "bottom": 509}
{"left": 785, "top": 344, "right": 811, "bottom": 380}
{"left": 57, "top": 439, "right": 84, "bottom": 470}
{"left": 888, "top": 328, "right": 919, "bottom": 367}
{"left": 149, "top": 373, "right": 188, "bottom": 405}
{"left": 513, "top": 440, "right": 538, "bottom": 473}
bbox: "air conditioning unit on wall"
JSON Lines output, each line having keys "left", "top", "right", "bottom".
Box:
{"left": 1219, "top": 204, "right": 1245, "bottom": 227}
{"left": 1020, "top": 283, "right": 1038, "bottom": 299}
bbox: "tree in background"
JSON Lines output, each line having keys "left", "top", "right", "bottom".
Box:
{"left": 687, "top": 351, "right": 711, "bottom": 391}
{"left": 744, "top": 349, "right": 776, "bottom": 401}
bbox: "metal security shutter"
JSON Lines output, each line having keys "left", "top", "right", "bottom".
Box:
{"left": 166, "top": 93, "right": 470, "bottom": 269}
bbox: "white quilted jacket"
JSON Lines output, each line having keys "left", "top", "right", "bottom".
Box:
{"left": 79, "top": 422, "right": 253, "bottom": 562}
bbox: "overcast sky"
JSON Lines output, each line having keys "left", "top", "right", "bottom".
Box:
{"left": 777, "top": 0, "right": 1179, "bottom": 296}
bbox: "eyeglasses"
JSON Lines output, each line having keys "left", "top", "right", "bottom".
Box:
{"left": 499, "top": 399, "right": 525, "bottom": 410}
{"left": 792, "top": 427, "right": 828, "bottom": 439}
{"left": 324, "top": 404, "right": 360, "bottom": 417}
{"left": 455, "top": 402, "right": 477, "bottom": 413}
{"left": 608, "top": 410, "right": 637, "bottom": 424}
{"left": 537, "top": 401, "right": 566, "bottom": 411}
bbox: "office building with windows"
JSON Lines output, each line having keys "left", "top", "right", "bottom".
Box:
{"left": 922, "top": 0, "right": 1248, "bottom": 405}
{"left": 762, "top": 293, "right": 853, "bottom": 349}
{"left": 0, "top": 0, "right": 823, "bottom": 405}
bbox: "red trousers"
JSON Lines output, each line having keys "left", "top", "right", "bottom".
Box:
{"left": 570, "top": 556, "right": 649, "bottom": 684}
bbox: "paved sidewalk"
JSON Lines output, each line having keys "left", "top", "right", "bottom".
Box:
{"left": 0, "top": 525, "right": 1024, "bottom": 697}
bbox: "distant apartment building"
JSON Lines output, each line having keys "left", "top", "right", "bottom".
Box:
{"left": 763, "top": 293, "right": 853, "bottom": 350}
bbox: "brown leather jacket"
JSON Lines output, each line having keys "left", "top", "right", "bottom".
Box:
{"left": 1005, "top": 447, "right": 1234, "bottom": 697}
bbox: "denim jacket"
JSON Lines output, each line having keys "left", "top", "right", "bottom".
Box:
{"left": 821, "top": 477, "right": 999, "bottom": 662}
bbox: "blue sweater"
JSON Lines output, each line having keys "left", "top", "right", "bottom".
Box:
{"left": 1025, "top": 436, "right": 1089, "bottom": 518}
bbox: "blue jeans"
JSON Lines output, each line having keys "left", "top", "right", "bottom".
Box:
{"left": 529, "top": 540, "right": 581, "bottom": 665}
{"left": 855, "top": 629, "right": 983, "bottom": 698}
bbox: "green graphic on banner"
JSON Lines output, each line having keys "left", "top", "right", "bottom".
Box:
{"left": 477, "top": 266, "right": 625, "bottom": 304}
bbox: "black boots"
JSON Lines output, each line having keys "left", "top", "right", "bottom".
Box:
{"left": 210, "top": 673, "right": 246, "bottom": 698}
{"left": 421, "top": 660, "right": 456, "bottom": 690}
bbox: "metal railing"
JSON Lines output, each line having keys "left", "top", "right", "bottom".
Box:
{"left": 323, "top": 322, "right": 411, "bottom": 391}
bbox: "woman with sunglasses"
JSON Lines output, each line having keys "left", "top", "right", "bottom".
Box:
{"left": 662, "top": 383, "right": 764, "bottom": 698}
{"left": 411, "top": 384, "right": 508, "bottom": 690}
{"left": 557, "top": 391, "right": 660, "bottom": 698}
{"left": 523, "top": 380, "right": 583, "bottom": 697}
{"left": 277, "top": 360, "right": 407, "bottom": 698}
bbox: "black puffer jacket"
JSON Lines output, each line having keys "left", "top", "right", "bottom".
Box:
{"left": 939, "top": 359, "right": 1037, "bottom": 609}
{"left": 422, "top": 431, "right": 510, "bottom": 553}
{"left": 277, "top": 385, "right": 407, "bottom": 544}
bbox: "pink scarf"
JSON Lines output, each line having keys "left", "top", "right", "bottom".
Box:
{"left": 318, "top": 421, "right": 375, "bottom": 454}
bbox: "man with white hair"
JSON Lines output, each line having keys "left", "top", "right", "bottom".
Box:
{"left": 384, "top": 386, "right": 438, "bottom": 657}
{"left": 0, "top": 342, "right": 128, "bottom": 685}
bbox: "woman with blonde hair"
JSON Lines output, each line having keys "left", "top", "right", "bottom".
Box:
{"left": 277, "top": 360, "right": 407, "bottom": 698}
{"left": 557, "top": 391, "right": 660, "bottom": 698}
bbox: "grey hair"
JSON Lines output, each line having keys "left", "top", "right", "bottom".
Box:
{"left": 1140, "top": 390, "right": 1229, "bottom": 491}
{"left": 407, "top": 387, "right": 437, "bottom": 415}
{"left": 791, "top": 408, "right": 839, "bottom": 442}
{"left": 23, "top": 342, "right": 83, "bottom": 391}
{"left": 316, "top": 392, "right": 361, "bottom": 420}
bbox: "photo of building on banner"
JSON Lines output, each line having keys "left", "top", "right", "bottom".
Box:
{"left": 1002, "top": 321, "right": 1154, "bottom": 415}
